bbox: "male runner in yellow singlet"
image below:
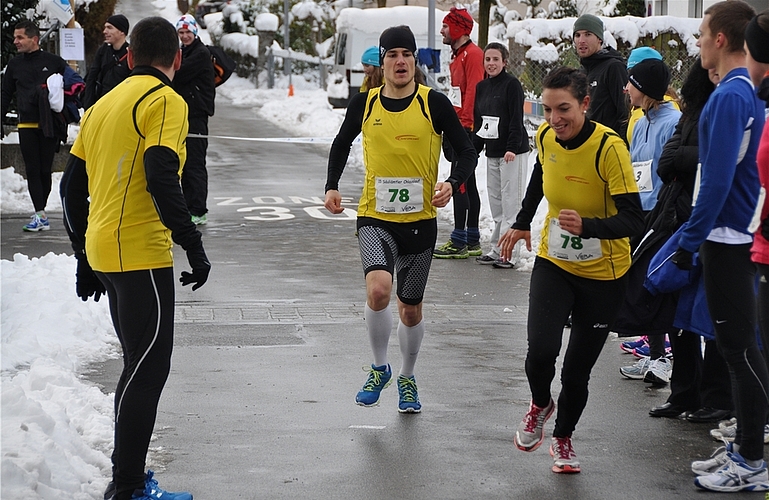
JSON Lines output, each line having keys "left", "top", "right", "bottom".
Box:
{"left": 325, "top": 25, "right": 476, "bottom": 413}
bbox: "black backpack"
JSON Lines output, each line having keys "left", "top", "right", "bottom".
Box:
{"left": 207, "top": 45, "right": 236, "bottom": 87}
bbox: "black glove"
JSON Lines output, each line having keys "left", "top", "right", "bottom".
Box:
{"left": 179, "top": 244, "right": 210, "bottom": 291}
{"left": 75, "top": 254, "right": 105, "bottom": 302}
{"left": 671, "top": 247, "right": 693, "bottom": 271}
{"left": 762, "top": 216, "right": 769, "bottom": 242}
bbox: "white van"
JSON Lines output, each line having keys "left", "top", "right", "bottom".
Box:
{"left": 328, "top": 6, "right": 463, "bottom": 108}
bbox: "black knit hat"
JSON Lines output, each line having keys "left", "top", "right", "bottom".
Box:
{"left": 745, "top": 14, "right": 769, "bottom": 64}
{"left": 379, "top": 25, "right": 417, "bottom": 64}
{"left": 106, "top": 14, "right": 129, "bottom": 35}
{"left": 628, "top": 59, "right": 670, "bottom": 101}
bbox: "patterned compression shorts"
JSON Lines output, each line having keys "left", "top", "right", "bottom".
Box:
{"left": 357, "top": 221, "right": 436, "bottom": 305}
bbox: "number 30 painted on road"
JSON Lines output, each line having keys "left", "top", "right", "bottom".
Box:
{"left": 236, "top": 206, "right": 357, "bottom": 220}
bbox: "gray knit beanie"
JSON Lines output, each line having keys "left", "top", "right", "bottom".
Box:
{"left": 573, "top": 14, "right": 604, "bottom": 41}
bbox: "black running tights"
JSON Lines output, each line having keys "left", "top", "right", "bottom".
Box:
{"left": 525, "top": 257, "right": 628, "bottom": 438}
{"left": 96, "top": 268, "right": 175, "bottom": 500}
{"left": 18, "top": 129, "right": 58, "bottom": 212}
{"left": 700, "top": 241, "right": 769, "bottom": 461}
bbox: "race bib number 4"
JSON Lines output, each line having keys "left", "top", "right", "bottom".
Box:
{"left": 375, "top": 177, "right": 424, "bottom": 214}
{"left": 476, "top": 115, "right": 500, "bottom": 140}
{"left": 632, "top": 159, "right": 653, "bottom": 193}
{"left": 547, "top": 218, "right": 602, "bottom": 262}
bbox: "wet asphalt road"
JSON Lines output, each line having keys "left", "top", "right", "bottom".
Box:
{"left": 1, "top": 92, "right": 749, "bottom": 499}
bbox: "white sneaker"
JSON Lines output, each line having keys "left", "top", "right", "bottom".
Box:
{"left": 694, "top": 451, "right": 769, "bottom": 492}
{"left": 619, "top": 356, "right": 651, "bottom": 380}
{"left": 692, "top": 444, "right": 731, "bottom": 476}
{"left": 710, "top": 421, "right": 737, "bottom": 442}
{"left": 710, "top": 422, "right": 769, "bottom": 444}
{"left": 643, "top": 357, "right": 672, "bottom": 384}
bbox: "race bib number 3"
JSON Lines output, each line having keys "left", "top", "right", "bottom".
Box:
{"left": 632, "top": 159, "right": 654, "bottom": 193}
{"left": 375, "top": 177, "right": 424, "bottom": 214}
{"left": 547, "top": 218, "right": 602, "bottom": 262}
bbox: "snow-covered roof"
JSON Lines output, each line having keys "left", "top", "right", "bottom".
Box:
{"left": 336, "top": 6, "right": 448, "bottom": 36}
{"left": 506, "top": 15, "right": 702, "bottom": 56}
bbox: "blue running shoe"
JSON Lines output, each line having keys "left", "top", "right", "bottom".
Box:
{"left": 355, "top": 364, "right": 392, "bottom": 406}
{"left": 22, "top": 213, "right": 49, "bottom": 232}
{"left": 132, "top": 470, "right": 192, "bottom": 500}
{"left": 397, "top": 374, "right": 421, "bottom": 413}
{"left": 620, "top": 336, "right": 647, "bottom": 354}
{"left": 633, "top": 340, "right": 672, "bottom": 359}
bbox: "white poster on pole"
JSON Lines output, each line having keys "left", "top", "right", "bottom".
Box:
{"left": 60, "top": 28, "right": 84, "bottom": 60}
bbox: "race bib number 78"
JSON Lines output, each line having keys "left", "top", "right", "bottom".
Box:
{"left": 547, "top": 218, "right": 602, "bottom": 262}
{"left": 375, "top": 177, "right": 424, "bottom": 214}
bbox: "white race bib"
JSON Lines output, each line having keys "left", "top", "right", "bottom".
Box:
{"left": 448, "top": 86, "right": 462, "bottom": 108}
{"left": 476, "top": 115, "right": 500, "bottom": 140}
{"left": 632, "top": 159, "right": 654, "bottom": 193}
{"left": 692, "top": 162, "right": 701, "bottom": 207}
{"left": 375, "top": 177, "right": 424, "bottom": 214}
{"left": 748, "top": 186, "right": 767, "bottom": 233}
{"left": 547, "top": 218, "right": 602, "bottom": 262}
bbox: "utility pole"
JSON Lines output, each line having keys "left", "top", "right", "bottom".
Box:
{"left": 283, "top": 0, "right": 291, "bottom": 78}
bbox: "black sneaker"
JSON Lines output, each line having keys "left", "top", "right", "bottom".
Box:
{"left": 476, "top": 254, "right": 496, "bottom": 265}
{"left": 492, "top": 259, "right": 513, "bottom": 269}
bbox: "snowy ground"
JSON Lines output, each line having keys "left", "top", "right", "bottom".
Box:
{"left": 1, "top": 15, "right": 544, "bottom": 500}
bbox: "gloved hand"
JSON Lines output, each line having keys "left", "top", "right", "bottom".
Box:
{"left": 75, "top": 254, "right": 106, "bottom": 302}
{"left": 671, "top": 247, "right": 693, "bottom": 271}
{"left": 762, "top": 216, "right": 769, "bottom": 242}
{"left": 180, "top": 244, "right": 210, "bottom": 291}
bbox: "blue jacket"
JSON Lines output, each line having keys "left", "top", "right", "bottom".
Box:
{"left": 629, "top": 102, "right": 681, "bottom": 211}
{"left": 679, "top": 68, "right": 764, "bottom": 252}
{"left": 644, "top": 222, "right": 714, "bottom": 339}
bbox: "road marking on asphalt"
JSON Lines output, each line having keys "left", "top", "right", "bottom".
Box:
{"left": 348, "top": 425, "right": 386, "bottom": 430}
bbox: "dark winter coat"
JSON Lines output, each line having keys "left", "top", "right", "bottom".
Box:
{"left": 580, "top": 48, "right": 628, "bottom": 139}
{"left": 657, "top": 115, "right": 700, "bottom": 198}
{"left": 172, "top": 37, "right": 215, "bottom": 118}
{"left": 83, "top": 42, "right": 130, "bottom": 109}
{"left": 471, "top": 71, "right": 529, "bottom": 158}
{"left": 1, "top": 50, "right": 68, "bottom": 124}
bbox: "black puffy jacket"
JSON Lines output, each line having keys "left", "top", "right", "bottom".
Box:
{"left": 172, "top": 37, "right": 215, "bottom": 118}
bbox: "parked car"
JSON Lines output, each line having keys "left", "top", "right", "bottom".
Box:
{"left": 195, "top": 0, "right": 229, "bottom": 29}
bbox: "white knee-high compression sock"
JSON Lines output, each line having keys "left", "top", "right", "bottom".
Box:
{"left": 398, "top": 319, "right": 424, "bottom": 378}
{"left": 365, "top": 303, "right": 392, "bottom": 367}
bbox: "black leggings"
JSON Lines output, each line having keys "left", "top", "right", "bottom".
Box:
{"left": 758, "top": 263, "right": 769, "bottom": 406}
{"left": 182, "top": 116, "right": 209, "bottom": 217}
{"left": 701, "top": 241, "right": 769, "bottom": 460}
{"left": 18, "top": 128, "right": 59, "bottom": 212}
{"left": 526, "top": 257, "right": 628, "bottom": 438}
{"left": 452, "top": 164, "right": 480, "bottom": 230}
{"left": 97, "top": 268, "right": 175, "bottom": 499}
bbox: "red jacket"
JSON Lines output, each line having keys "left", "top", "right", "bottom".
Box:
{"left": 449, "top": 40, "right": 484, "bottom": 130}
{"left": 752, "top": 120, "right": 769, "bottom": 266}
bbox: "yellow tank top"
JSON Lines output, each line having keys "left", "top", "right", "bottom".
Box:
{"left": 536, "top": 121, "right": 638, "bottom": 280}
{"left": 358, "top": 84, "right": 442, "bottom": 223}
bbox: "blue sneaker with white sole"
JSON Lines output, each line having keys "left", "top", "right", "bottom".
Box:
{"left": 132, "top": 470, "right": 192, "bottom": 500}
{"left": 22, "top": 213, "right": 49, "bottom": 232}
{"left": 397, "top": 374, "right": 421, "bottom": 413}
{"left": 355, "top": 364, "right": 392, "bottom": 406}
